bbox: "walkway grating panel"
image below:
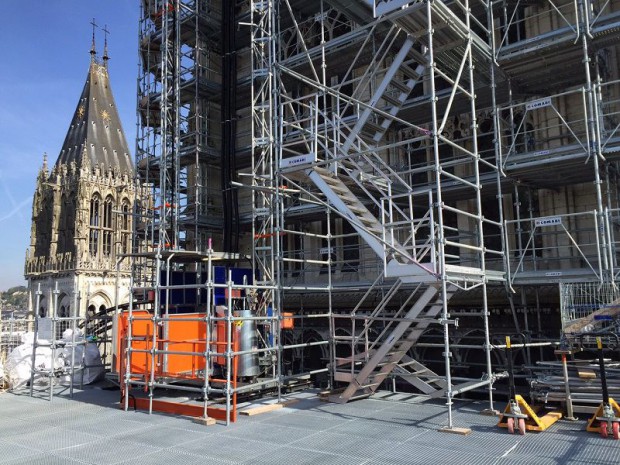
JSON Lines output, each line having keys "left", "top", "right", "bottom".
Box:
{"left": 169, "top": 436, "right": 282, "bottom": 463}
{"left": 249, "top": 445, "right": 362, "bottom": 465}
{"left": 4, "top": 453, "right": 87, "bottom": 465}
{"left": 1, "top": 388, "right": 620, "bottom": 465}
{"left": 0, "top": 441, "right": 42, "bottom": 463}
{"left": 220, "top": 423, "right": 317, "bottom": 445}
{"left": 54, "top": 438, "right": 160, "bottom": 465}
{"left": 4, "top": 427, "right": 101, "bottom": 452}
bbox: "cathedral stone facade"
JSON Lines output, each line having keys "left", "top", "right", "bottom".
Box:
{"left": 25, "top": 50, "right": 139, "bottom": 319}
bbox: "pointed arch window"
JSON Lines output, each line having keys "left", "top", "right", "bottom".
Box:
{"left": 89, "top": 194, "right": 101, "bottom": 256}
{"left": 121, "top": 199, "right": 132, "bottom": 255}
{"left": 58, "top": 194, "right": 68, "bottom": 253}
{"left": 58, "top": 194, "right": 76, "bottom": 255}
{"left": 102, "top": 195, "right": 114, "bottom": 256}
{"left": 65, "top": 196, "right": 76, "bottom": 251}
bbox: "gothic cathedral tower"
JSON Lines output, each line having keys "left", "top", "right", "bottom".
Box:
{"left": 25, "top": 43, "right": 139, "bottom": 320}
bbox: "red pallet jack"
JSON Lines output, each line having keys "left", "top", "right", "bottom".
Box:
{"left": 498, "top": 336, "right": 562, "bottom": 434}
{"left": 586, "top": 336, "right": 620, "bottom": 439}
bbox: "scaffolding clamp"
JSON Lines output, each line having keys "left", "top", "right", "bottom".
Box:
{"left": 438, "top": 317, "right": 458, "bottom": 327}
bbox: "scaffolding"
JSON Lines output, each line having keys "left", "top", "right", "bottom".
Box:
{"left": 120, "top": 0, "right": 330, "bottom": 424}
{"left": 251, "top": 0, "right": 509, "bottom": 428}
{"left": 120, "top": 0, "right": 620, "bottom": 430}
{"left": 0, "top": 282, "right": 107, "bottom": 400}
{"left": 28, "top": 283, "right": 85, "bottom": 400}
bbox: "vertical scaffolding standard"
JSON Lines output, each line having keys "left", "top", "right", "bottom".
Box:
{"left": 123, "top": 0, "right": 332, "bottom": 425}
{"left": 129, "top": 0, "right": 233, "bottom": 421}
{"left": 249, "top": 0, "right": 290, "bottom": 396}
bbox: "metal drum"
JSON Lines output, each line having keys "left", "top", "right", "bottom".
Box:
{"left": 234, "top": 309, "right": 260, "bottom": 377}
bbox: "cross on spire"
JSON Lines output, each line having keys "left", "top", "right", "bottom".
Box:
{"left": 90, "top": 18, "right": 98, "bottom": 61}
{"left": 102, "top": 24, "right": 110, "bottom": 65}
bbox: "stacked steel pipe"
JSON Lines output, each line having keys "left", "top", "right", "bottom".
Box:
{"left": 530, "top": 359, "right": 620, "bottom": 412}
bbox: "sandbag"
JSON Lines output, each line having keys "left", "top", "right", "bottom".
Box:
{"left": 58, "top": 329, "right": 105, "bottom": 385}
{"left": 3, "top": 335, "right": 63, "bottom": 389}
{"left": 3, "top": 329, "right": 104, "bottom": 389}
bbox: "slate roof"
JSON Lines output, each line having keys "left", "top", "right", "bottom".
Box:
{"left": 54, "top": 58, "right": 133, "bottom": 174}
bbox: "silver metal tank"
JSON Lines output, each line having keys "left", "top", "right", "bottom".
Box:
{"left": 234, "top": 309, "right": 260, "bottom": 377}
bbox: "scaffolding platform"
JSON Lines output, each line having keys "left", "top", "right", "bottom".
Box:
{"left": 497, "top": 9, "right": 620, "bottom": 93}
{"left": 2, "top": 386, "right": 620, "bottom": 464}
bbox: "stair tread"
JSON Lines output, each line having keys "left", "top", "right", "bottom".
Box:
{"left": 391, "top": 79, "right": 413, "bottom": 93}
{"left": 359, "top": 382, "right": 381, "bottom": 389}
{"left": 321, "top": 177, "right": 341, "bottom": 186}
{"left": 363, "top": 120, "right": 385, "bottom": 133}
{"left": 381, "top": 92, "right": 404, "bottom": 107}
{"left": 346, "top": 204, "right": 369, "bottom": 213}
{"left": 398, "top": 360, "right": 424, "bottom": 369}
{"left": 401, "top": 64, "right": 424, "bottom": 80}
{"left": 327, "top": 184, "right": 350, "bottom": 194}
{"left": 386, "top": 349, "right": 407, "bottom": 356}
{"left": 362, "top": 118, "right": 392, "bottom": 135}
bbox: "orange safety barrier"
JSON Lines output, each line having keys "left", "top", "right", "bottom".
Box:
{"left": 117, "top": 311, "right": 207, "bottom": 380}
{"left": 151, "top": 202, "right": 176, "bottom": 210}
{"left": 151, "top": 2, "right": 175, "bottom": 19}
{"left": 118, "top": 311, "right": 239, "bottom": 422}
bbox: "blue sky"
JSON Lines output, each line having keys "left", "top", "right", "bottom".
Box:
{"left": 0, "top": 1, "right": 139, "bottom": 289}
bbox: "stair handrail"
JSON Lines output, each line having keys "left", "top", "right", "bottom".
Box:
{"left": 382, "top": 190, "right": 436, "bottom": 264}
{"left": 340, "top": 25, "right": 403, "bottom": 117}
{"left": 350, "top": 273, "right": 385, "bottom": 317}
{"left": 279, "top": 171, "right": 428, "bottom": 270}
{"left": 335, "top": 116, "right": 414, "bottom": 193}
{"left": 352, "top": 279, "right": 405, "bottom": 347}
{"left": 359, "top": 282, "right": 423, "bottom": 353}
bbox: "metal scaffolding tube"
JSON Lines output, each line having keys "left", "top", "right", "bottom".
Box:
{"left": 426, "top": 0, "right": 455, "bottom": 429}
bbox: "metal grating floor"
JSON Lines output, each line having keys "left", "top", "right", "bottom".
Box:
{"left": 1, "top": 387, "right": 619, "bottom": 464}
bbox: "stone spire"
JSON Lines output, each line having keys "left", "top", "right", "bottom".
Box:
{"left": 53, "top": 40, "right": 133, "bottom": 175}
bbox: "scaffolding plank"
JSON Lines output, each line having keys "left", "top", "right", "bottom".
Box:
{"left": 239, "top": 403, "right": 284, "bottom": 416}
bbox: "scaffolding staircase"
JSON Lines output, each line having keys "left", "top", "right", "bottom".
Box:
{"left": 307, "top": 166, "right": 434, "bottom": 279}
{"left": 277, "top": 19, "right": 503, "bottom": 403}
{"left": 284, "top": 32, "right": 436, "bottom": 278}
{"left": 343, "top": 35, "right": 425, "bottom": 148}
{"left": 330, "top": 281, "right": 457, "bottom": 403}
{"left": 301, "top": 165, "right": 454, "bottom": 403}
{"left": 277, "top": 31, "right": 458, "bottom": 403}
{"left": 392, "top": 354, "right": 448, "bottom": 397}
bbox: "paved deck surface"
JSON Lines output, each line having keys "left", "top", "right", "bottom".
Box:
{"left": 0, "top": 386, "right": 619, "bottom": 464}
